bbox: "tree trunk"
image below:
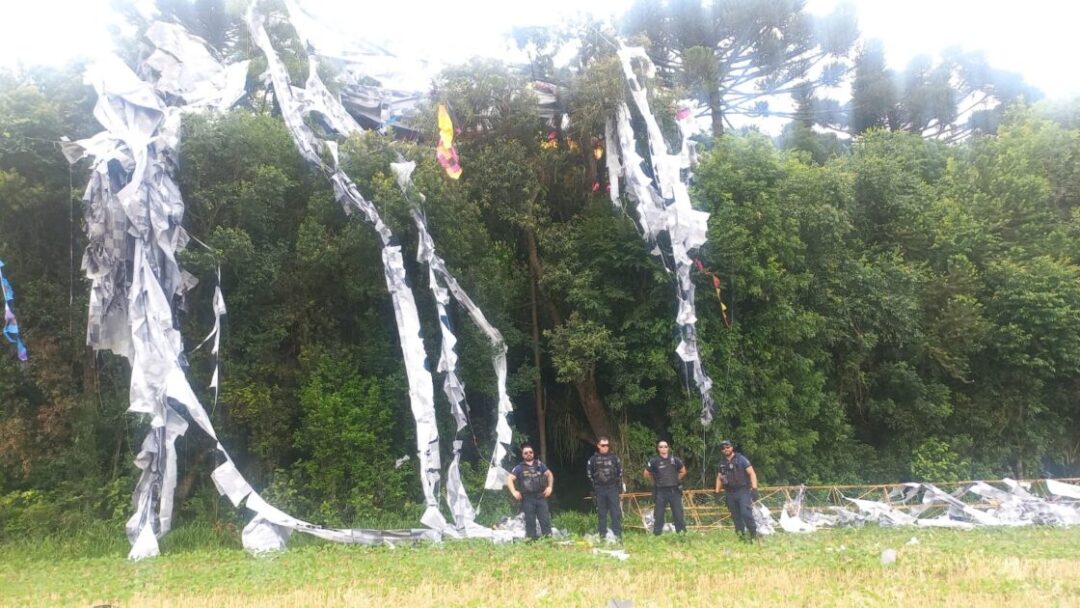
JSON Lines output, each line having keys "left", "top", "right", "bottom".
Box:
{"left": 528, "top": 253, "right": 547, "bottom": 463}
{"left": 176, "top": 445, "right": 213, "bottom": 503}
{"left": 709, "top": 88, "right": 725, "bottom": 137}
{"left": 524, "top": 228, "right": 611, "bottom": 443}
{"left": 525, "top": 228, "right": 557, "bottom": 461}
{"left": 1015, "top": 400, "right": 1025, "bottom": 479}
{"left": 585, "top": 146, "right": 599, "bottom": 191}
{"left": 575, "top": 368, "right": 611, "bottom": 440}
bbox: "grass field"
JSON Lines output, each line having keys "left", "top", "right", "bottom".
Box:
{"left": 2, "top": 520, "right": 1079, "bottom": 607}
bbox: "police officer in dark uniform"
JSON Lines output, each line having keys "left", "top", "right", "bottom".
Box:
{"left": 715, "top": 439, "right": 759, "bottom": 541}
{"left": 644, "top": 439, "right": 687, "bottom": 535}
{"left": 507, "top": 443, "right": 554, "bottom": 539}
{"left": 586, "top": 435, "right": 623, "bottom": 538}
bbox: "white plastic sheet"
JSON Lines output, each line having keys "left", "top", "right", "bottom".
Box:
{"left": 249, "top": 3, "right": 522, "bottom": 543}
{"left": 608, "top": 46, "right": 716, "bottom": 426}
{"left": 69, "top": 14, "right": 482, "bottom": 558}
{"left": 390, "top": 163, "right": 515, "bottom": 497}
{"left": 771, "top": 480, "right": 1080, "bottom": 533}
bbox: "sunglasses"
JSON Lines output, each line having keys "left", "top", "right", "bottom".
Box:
{"left": 598, "top": 443, "right": 610, "bottom": 448}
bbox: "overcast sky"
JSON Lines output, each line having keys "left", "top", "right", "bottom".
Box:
{"left": 2, "top": 0, "right": 1078, "bottom": 100}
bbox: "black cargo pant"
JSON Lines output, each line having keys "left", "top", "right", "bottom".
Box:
{"left": 653, "top": 486, "right": 686, "bottom": 535}
{"left": 594, "top": 486, "right": 623, "bottom": 537}
{"left": 725, "top": 487, "right": 757, "bottom": 538}
{"left": 521, "top": 492, "right": 552, "bottom": 539}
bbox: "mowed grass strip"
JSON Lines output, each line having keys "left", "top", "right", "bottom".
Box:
{"left": 2, "top": 525, "right": 1079, "bottom": 607}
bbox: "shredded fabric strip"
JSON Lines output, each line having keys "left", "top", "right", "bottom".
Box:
{"left": 61, "top": 1, "right": 532, "bottom": 559}
{"left": 606, "top": 46, "right": 715, "bottom": 425}
{"left": 761, "top": 479, "right": 1080, "bottom": 534}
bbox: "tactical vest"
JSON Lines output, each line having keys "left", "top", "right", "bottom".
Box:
{"left": 591, "top": 453, "right": 619, "bottom": 487}
{"left": 518, "top": 461, "right": 548, "bottom": 494}
{"left": 718, "top": 455, "right": 750, "bottom": 488}
{"left": 652, "top": 456, "right": 681, "bottom": 488}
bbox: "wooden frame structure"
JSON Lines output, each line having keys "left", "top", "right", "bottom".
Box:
{"left": 611, "top": 478, "right": 1080, "bottom": 531}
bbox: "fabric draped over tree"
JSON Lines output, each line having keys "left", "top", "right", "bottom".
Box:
{"left": 63, "top": 8, "right": 522, "bottom": 558}
{"left": 605, "top": 46, "right": 716, "bottom": 425}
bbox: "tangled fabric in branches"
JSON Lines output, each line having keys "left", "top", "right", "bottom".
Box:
{"left": 0, "top": 259, "right": 29, "bottom": 361}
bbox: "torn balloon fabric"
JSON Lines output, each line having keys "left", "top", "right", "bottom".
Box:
{"left": 415, "top": 205, "right": 474, "bottom": 529}
{"left": 1047, "top": 479, "right": 1080, "bottom": 500}
{"left": 607, "top": 46, "right": 716, "bottom": 425}
{"left": 258, "top": 0, "right": 516, "bottom": 535}
{"left": 67, "top": 52, "right": 203, "bottom": 559}
{"left": 674, "top": 104, "right": 700, "bottom": 175}
{"left": 247, "top": 3, "right": 462, "bottom": 539}
{"left": 68, "top": 17, "right": 450, "bottom": 560}
{"left": 753, "top": 504, "right": 777, "bottom": 535}
{"left": 302, "top": 53, "right": 365, "bottom": 137}
{"left": 767, "top": 480, "right": 1080, "bottom": 532}
{"left": 192, "top": 269, "right": 226, "bottom": 407}
{"left": 390, "top": 161, "right": 515, "bottom": 500}
{"left": 0, "top": 260, "right": 28, "bottom": 361}
{"left": 604, "top": 119, "right": 622, "bottom": 209}
{"left": 282, "top": 0, "right": 434, "bottom": 114}
{"left": 693, "top": 259, "right": 730, "bottom": 327}
{"left": 143, "top": 21, "right": 249, "bottom": 111}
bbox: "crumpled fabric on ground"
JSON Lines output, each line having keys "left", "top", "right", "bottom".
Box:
{"left": 638, "top": 510, "right": 676, "bottom": 534}
{"left": 491, "top": 513, "right": 563, "bottom": 540}
{"left": 836, "top": 481, "right": 1080, "bottom": 529}
{"left": 593, "top": 548, "right": 630, "bottom": 561}
{"left": 762, "top": 480, "right": 1080, "bottom": 534}
{"left": 752, "top": 504, "right": 777, "bottom": 535}
{"left": 1046, "top": 478, "right": 1080, "bottom": 501}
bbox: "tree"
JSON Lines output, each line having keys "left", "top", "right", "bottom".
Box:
{"left": 843, "top": 42, "right": 1042, "bottom": 140}
{"left": 692, "top": 134, "right": 854, "bottom": 482}
{"left": 849, "top": 39, "right": 897, "bottom": 134}
{"left": 779, "top": 83, "right": 847, "bottom": 164}
{"left": 622, "top": 0, "right": 857, "bottom": 136}
{"left": 0, "top": 64, "right": 131, "bottom": 531}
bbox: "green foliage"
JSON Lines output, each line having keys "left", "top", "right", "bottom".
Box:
{"left": 0, "top": 477, "right": 130, "bottom": 541}
{"left": 2, "top": 32, "right": 1080, "bottom": 543}
{"left": 910, "top": 437, "right": 973, "bottom": 482}
{"left": 288, "top": 351, "right": 413, "bottom": 524}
